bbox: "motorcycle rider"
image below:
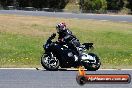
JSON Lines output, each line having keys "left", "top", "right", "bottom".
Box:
{"left": 56, "top": 22, "right": 81, "bottom": 61}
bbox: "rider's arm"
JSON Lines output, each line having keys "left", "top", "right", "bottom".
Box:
{"left": 63, "top": 29, "right": 73, "bottom": 42}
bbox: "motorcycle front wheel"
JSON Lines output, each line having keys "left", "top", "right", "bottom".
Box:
{"left": 41, "top": 53, "right": 60, "bottom": 71}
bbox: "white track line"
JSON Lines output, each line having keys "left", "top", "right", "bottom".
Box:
{"left": 0, "top": 68, "right": 132, "bottom": 70}
{"left": 0, "top": 68, "right": 36, "bottom": 70}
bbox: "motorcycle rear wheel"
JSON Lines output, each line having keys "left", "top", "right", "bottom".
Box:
{"left": 83, "top": 53, "right": 101, "bottom": 71}
{"left": 41, "top": 53, "right": 60, "bottom": 71}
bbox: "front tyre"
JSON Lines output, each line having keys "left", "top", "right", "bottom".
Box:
{"left": 83, "top": 53, "right": 101, "bottom": 71}
{"left": 41, "top": 53, "right": 60, "bottom": 71}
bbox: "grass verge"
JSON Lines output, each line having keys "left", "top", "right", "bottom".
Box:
{"left": 0, "top": 14, "right": 132, "bottom": 68}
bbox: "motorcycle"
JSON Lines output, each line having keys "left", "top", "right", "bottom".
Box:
{"left": 41, "top": 33, "right": 101, "bottom": 71}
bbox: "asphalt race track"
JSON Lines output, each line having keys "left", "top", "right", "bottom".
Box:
{"left": 0, "top": 69, "right": 131, "bottom": 88}
{"left": 0, "top": 10, "right": 132, "bottom": 22}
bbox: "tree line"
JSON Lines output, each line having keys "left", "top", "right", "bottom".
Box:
{"left": 0, "top": 0, "right": 132, "bottom": 13}
{"left": 0, "top": 0, "right": 69, "bottom": 9}
{"left": 79, "top": 0, "right": 132, "bottom": 13}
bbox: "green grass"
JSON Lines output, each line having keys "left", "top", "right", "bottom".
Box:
{"left": 0, "top": 14, "right": 132, "bottom": 68}
{"left": 0, "top": 32, "right": 44, "bottom": 67}
{"left": 72, "top": 24, "right": 132, "bottom": 68}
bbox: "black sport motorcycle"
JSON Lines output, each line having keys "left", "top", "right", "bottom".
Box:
{"left": 41, "top": 33, "right": 101, "bottom": 71}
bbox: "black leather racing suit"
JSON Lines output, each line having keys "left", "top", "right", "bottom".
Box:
{"left": 58, "top": 29, "right": 80, "bottom": 56}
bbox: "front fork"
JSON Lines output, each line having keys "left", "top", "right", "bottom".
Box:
{"left": 45, "top": 52, "right": 54, "bottom": 58}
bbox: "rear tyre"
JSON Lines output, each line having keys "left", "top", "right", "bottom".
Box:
{"left": 83, "top": 53, "right": 101, "bottom": 71}
{"left": 41, "top": 53, "right": 60, "bottom": 71}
